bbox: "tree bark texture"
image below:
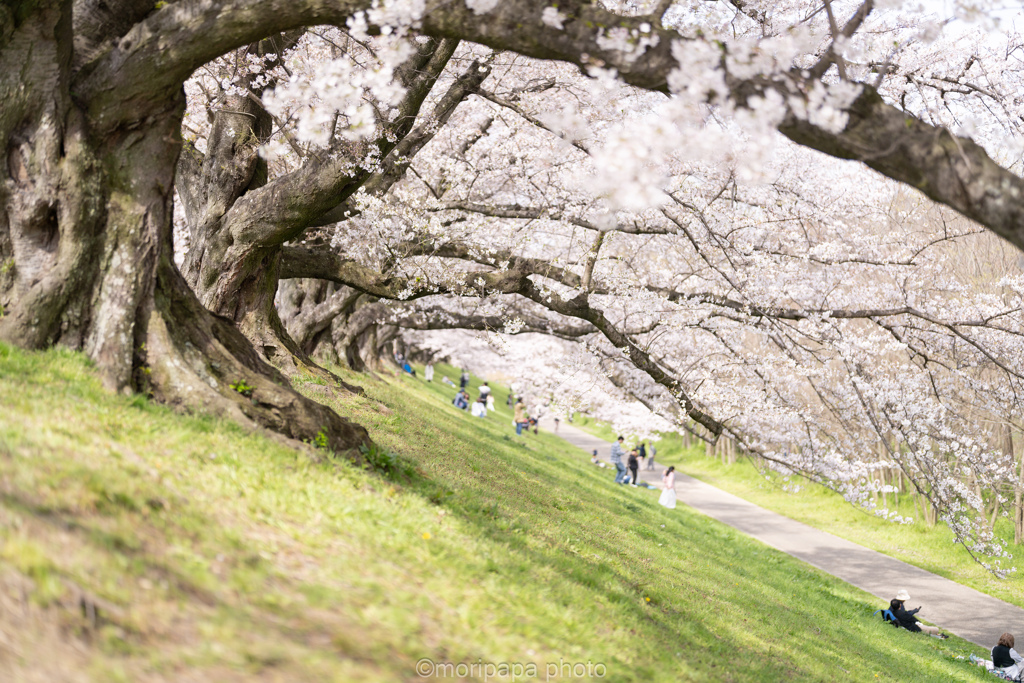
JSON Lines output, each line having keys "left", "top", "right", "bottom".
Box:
{"left": 0, "top": 0, "right": 369, "bottom": 454}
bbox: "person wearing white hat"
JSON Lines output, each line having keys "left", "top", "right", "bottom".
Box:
{"left": 889, "top": 590, "right": 947, "bottom": 638}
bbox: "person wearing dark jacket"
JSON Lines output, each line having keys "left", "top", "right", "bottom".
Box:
{"left": 972, "top": 632, "right": 1024, "bottom": 677}
{"left": 889, "top": 590, "right": 946, "bottom": 638}
{"left": 993, "top": 633, "right": 1024, "bottom": 678}
{"left": 627, "top": 448, "right": 640, "bottom": 487}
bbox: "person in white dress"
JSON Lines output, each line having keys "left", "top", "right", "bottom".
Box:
{"left": 658, "top": 466, "right": 677, "bottom": 509}
{"left": 424, "top": 363, "right": 434, "bottom": 382}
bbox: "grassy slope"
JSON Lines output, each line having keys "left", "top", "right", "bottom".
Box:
{"left": 571, "top": 414, "right": 1024, "bottom": 610}
{"left": 0, "top": 346, "right": 992, "bottom": 682}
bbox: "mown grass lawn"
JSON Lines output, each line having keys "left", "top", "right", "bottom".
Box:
{"left": 571, "top": 414, "right": 1024, "bottom": 611}
{"left": 0, "top": 345, "right": 993, "bottom": 681}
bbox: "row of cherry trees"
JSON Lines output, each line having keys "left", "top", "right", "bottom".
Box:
{"left": 4, "top": 0, "right": 1024, "bottom": 569}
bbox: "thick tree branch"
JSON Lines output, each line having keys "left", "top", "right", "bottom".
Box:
{"left": 75, "top": 0, "right": 1024, "bottom": 253}
{"left": 310, "top": 55, "right": 493, "bottom": 228}
{"left": 390, "top": 303, "right": 598, "bottom": 340}
{"left": 217, "top": 38, "right": 459, "bottom": 249}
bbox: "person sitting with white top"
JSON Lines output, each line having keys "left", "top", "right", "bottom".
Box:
{"left": 973, "top": 632, "right": 1024, "bottom": 678}
{"left": 471, "top": 397, "right": 487, "bottom": 418}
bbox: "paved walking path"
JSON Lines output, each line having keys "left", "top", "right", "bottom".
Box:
{"left": 540, "top": 417, "right": 1024, "bottom": 647}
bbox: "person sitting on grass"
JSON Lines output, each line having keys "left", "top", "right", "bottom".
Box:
{"left": 972, "top": 632, "right": 1024, "bottom": 679}
{"left": 471, "top": 396, "right": 487, "bottom": 418}
{"left": 452, "top": 390, "right": 469, "bottom": 410}
{"left": 889, "top": 590, "right": 947, "bottom": 638}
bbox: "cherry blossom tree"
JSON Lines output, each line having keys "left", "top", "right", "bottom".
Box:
{"left": 5, "top": 0, "right": 1024, "bottom": 563}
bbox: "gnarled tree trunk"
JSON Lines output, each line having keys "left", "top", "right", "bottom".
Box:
{"left": 0, "top": 0, "right": 369, "bottom": 454}
{"left": 175, "top": 36, "right": 469, "bottom": 385}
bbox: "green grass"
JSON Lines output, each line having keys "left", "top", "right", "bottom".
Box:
{"left": 571, "top": 414, "right": 1024, "bottom": 610}
{"left": 0, "top": 344, "right": 995, "bottom": 681}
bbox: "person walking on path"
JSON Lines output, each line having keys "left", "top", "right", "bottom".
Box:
{"left": 513, "top": 398, "right": 528, "bottom": 436}
{"left": 972, "top": 632, "right": 1024, "bottom": 677}
{"left": 646, "top": 444, "right": 656, "bottom": 470}
{"left": 627, "top": 448, "right": 640, "bottom": 487}
{"left": 659, "top": 466, "right": 677, "bottom": 509}
{"left": 610, "top": 436, "right": 628, "bottom": 484}
{"left": 889, "top": 590, "right": 947, "bottom": 638}
{"left": 424, "top": 363, "right": 434, "bottom": 382}
{"left": 638, "top": 442, "right": 647, "bottom": 469}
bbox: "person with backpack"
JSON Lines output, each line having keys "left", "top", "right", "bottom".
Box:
{"left": 888, "top": 590, "right": 947, "bottom": 638}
